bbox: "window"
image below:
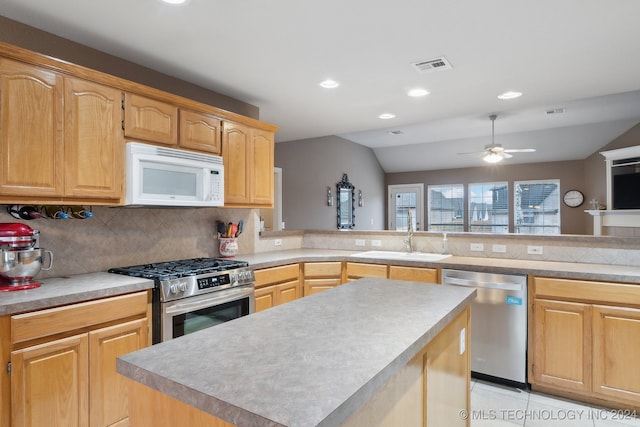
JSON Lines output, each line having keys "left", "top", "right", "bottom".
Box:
{"left": 514, "top": 180, "right": 560, "bottom": 234}
{"left": 428, "top": 184, "right": 464, "bottom": 232}
{"left": 468, "top": 182, "right": 509, "bottom": 233}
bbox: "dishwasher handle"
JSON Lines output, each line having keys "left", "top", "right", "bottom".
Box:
{"left": 443, "top": 276, "right": 523, "bottom": 291}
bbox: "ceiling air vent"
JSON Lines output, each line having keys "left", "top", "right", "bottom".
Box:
{"left": 546, "top": 108, "right": 566, "bottom": 115}
{"left": 389, "top": 130, "right": 404, "bottom": 135}
{"left": 411, "top": 56, "right": 453, "bottom": 74}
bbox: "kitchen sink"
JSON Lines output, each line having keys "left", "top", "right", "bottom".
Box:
{"left": 350, "top": 251, "right": 452, "bottom": 262}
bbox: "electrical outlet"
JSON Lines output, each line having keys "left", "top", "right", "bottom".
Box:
{"left": 355, "top": 239, "right": 366, "bottom": 246}
{"left": 371, "top": 239, "right": 382, "bottom": 247}
{"left": 527, "top": 245, "right": 543, "bottom": 255}
{"left": 470, "top": 243, "right": 484, "bottom": 252}
{"left": 492, "top": 244, "right": 507, "bottom": 253}
{"left": 274, "top": 239, "right": 282, "bottom": 247}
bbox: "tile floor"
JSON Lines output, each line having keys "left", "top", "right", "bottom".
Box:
{"left": 470, "top": 380, "right": 640, "bottom": 427}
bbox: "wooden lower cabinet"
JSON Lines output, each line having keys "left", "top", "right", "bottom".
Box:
{"left": 532, "top": 299, "right": 592, "bottom": 392}
{"left": 254, "top": 264, "right": 301, "bottom": 312}
{"left": 530, "top": 276, "right": 640, "bottom": 409}
{"left": 592, "top": 305, "right": 640, "bottom": 402}
{"left": 388, "top": 265, "right": 439, "bottom": 283}
{"left": 11, "top": 334, "right": 89, "bottom": 427}
{"left": 303, "top": 261, "right": 344, "bottom": 295}
{"left": 4, "top": 291, "right": 150, "bottom": 427}
{"left": 345, "top": 262, "right": 387, "bottom": 282}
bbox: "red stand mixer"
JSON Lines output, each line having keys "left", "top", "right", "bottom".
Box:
{"left": 0, "top": 223, "right": 53, "bottom": 291}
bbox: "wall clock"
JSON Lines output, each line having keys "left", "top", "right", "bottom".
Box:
{"left": 563, "top": 190, "right": 584, "bottom": 208}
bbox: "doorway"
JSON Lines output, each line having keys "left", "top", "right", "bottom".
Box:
{"left": 388, "top": 184, "right": 424, "bottom": 231}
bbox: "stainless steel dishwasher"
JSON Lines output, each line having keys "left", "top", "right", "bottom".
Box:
{"left": 442, "top": 269, "right": 527, "bottom": 388}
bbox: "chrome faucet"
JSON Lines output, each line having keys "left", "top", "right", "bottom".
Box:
{"left": 404, "top": 211, "right": 414, "bottom": 253}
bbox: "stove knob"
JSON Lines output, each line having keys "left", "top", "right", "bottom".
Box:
{"left": 170, "top": 283, "right": 178, "bottom": 294}
{"left": 179, "top": 281, "right": 187, "bottom": 292}
{"left": 230, "top": 272, "right": 238, "bottom": 283}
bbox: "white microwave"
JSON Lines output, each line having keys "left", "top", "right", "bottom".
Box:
{"left": 125, "top": 142, "right": 224, "bottom": 207}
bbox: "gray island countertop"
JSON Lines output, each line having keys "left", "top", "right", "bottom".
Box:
{"left": 117, "top": 278, "right": 476, "bottom": 427}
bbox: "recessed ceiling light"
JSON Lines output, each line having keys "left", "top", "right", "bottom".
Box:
{"left": 319, "top": 79, "right": 339, "bottom": 89}
{"left": 389, "top": 130, "right": 404, "bottom": 135}
{"left": 408, "top": 88, "right": 430, "bottom": 97}
{"left": 160, "top": 0, "right": 189, "bottom": 4}
{"left": 498, "top": 91, "right": 523, "bottom": 100}
{"left": 378, "top": 113, "right": 396, "bottom": 120}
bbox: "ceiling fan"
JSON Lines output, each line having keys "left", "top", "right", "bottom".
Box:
{"left": 458, "top": 115, "right": 536, "bottom": 163}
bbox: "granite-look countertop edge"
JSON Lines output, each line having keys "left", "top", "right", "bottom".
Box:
{"left": 117, "top": 279, "right": 476, "bottom": 427}
{"left": 238, "top": 249, "right": 640, "bottom": 284}
{"left": 0, "top": 272, "right": 154, "bottom": 315}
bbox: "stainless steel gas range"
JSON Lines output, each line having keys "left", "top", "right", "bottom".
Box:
{"left": 109, "top": 258, "right": 255, "bottom": 343}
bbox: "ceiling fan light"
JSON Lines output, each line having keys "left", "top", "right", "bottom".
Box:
{"left": 483, "top": 152, "right": 503, "bottom": 163}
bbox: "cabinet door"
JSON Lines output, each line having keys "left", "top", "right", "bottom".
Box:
{"left": 532, "top": 299, "right": 591, "bottom": 392}
{"left": 11, "top": 334, "right": 89, "bottom": 427}
{"left": 179, "top": 110, "right": 221, "bottom": 154}
{"left": 346, "top": 262, "right": 387, "bottom": 282}
{"left": 592, "top": 305, "right": 640, "bottom": 404}
{"left": 89, "top": 318, "right": 149, "bottom": 427}
{"left": 276, "top": 280, "right": 302, "bottom": 305}
{"left": 124, "top": 93, "right": 178, "bottom": 145}
{"left": 255, "top": 285, "right": 277, "bottom": 312}
{"left": 388, "top": 266, "right": 438, "bottom": 283}
{"left": 222, "top": 121, "right": 250, "bottom": 204}
{"left": 249, "top": 127, "right": 274, "bottom": 206}
{"left": 0, "top": 59, "right": 64, "bottom": 198}
{"left": 64, "top": 78, "right": 124, "bottom": 200}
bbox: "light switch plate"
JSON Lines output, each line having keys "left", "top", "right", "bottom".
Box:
{"left": 274, "top": 239, "right": 282, "bottom": 247}
{"left": 355, "top": 239, "right": 366, "bottom": 246}
{"left": 371, "top": 239, "right": 382, "bottom": 247}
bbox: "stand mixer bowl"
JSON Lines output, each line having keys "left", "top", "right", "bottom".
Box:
{"left": 0, "top": 248, "right": 53, "bottom": 284}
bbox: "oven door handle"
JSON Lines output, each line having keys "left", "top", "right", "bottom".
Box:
{"left": 164, "top": 286, "right": 254, "bottom": 315}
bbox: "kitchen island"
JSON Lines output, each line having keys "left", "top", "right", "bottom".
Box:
{"left": 117, "top": 278, "right": 475, "bottom": 427}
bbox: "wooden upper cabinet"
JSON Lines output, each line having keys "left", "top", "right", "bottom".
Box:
{"left": 222, "top": 121, "right": 250, "bottom": 205}
{"left": 124, "top": 93, "right": 178, "bottom": 145}
{"left": 0, "top": 58, "right": 64, "bottom": 197}
{"left": 250, "top": 127, "right": 274, "bottom": 205}
{"left": 64, "top": 78, "right": 124, "bottom": 201}
{"left": 179, "top": 110, "right": 222, "bottom": 154}
{"left": 222, "top": 121, "right": 274, "bottom": 207}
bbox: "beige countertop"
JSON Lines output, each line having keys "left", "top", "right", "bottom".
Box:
{"left": 0, "top": 272, "right": 154, "bottom": 316}
{"left": 238, "top": 249, "right": 640, "bottom": 284}
{"left": 118, "top": 279, "right": 476, "bottom": 427}
{"left": 3, "top": 249, "right": 638, "bottom": 316}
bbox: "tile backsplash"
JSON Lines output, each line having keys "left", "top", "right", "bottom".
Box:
{"left": 1, "top": 206, "right": 258, "bottom": 279}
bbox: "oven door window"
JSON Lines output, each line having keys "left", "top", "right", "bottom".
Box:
{"left": 172, "top": 297, "right": 249, "bottom": 339}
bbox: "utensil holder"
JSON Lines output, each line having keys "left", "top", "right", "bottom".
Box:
{"left": 218, "top": 238, "right": 238, "bottom": 257}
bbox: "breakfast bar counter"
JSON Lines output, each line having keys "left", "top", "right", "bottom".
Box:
{"left": 117, "top": 278, "right": 476, "bottom": 427}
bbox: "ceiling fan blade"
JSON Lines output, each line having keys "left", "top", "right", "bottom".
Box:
{"left": 456, "top": 150, "right": 485, "bottom": 156}
{"left": 502, "top": 152, "right": 513, "bottom": 159}
{"left": 503, "top": 148, "right": 536, "bottom": 153}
